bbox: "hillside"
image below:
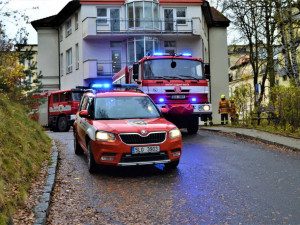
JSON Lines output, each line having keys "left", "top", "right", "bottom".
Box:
{"left": 0, "top": 95, "right": 52, "bottom": 225}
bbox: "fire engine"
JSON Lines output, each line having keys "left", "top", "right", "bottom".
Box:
{"left": 38, "top": 89, "right": 85, "bottom": 132}
{"left": 112, "top": 53, "right": 212, "bottom": 134}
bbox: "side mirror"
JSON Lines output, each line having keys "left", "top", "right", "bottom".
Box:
{"left": 132, "top": 63, "right": 139, "bottom": 80}
{"left": 79, "top": 110, "right": 89, "bottom": 117}
{"left": 160, "top": 108, "right": 168, "bottom": 114}
{"left": 205, "top": 64, "right": 210, "bottom": 79}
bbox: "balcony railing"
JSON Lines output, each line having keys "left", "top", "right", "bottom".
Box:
{"left": 82, "top": 17, "right": 202, "bottom": 37}
{"left": 83, "top": 59, "right": 127, "bottom": 79}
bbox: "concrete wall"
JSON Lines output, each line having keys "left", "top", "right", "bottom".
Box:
{"left": 209, "top": 27, "right": 229, "bottom": 124}
{"left": 37, "top": 29, "right": 59, "bottom": 90}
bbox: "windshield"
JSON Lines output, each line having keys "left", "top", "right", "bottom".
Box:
{"left": 72, "top": 92, "right": 84, "bottom": 102}
{"left": 143, "top": 59, "right": 203, "bottom": 80}
{"left": 94, "top": 96, "right": 161, "bottom": 120}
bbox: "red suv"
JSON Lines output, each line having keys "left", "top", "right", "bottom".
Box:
{"left": 73, "top": 90, "right": 182, "bottom": 173}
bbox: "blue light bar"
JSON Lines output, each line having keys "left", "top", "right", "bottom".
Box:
{"left": 153, "top": 52, "right": 164, "bottom": 56}
{"left": 91, "top": 83, "right": 112, "bottom": 89}
{"left": 158, "top": 98, "right": 165, "bottom": 103}
{"left": 191, "top": 97, "right": 197, "bottom": 102}
{"left": 182, "top": 53, "right": 192, "bottom": 57}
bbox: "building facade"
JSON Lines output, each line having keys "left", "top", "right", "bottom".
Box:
{"left": 32, "top": 0, "right": 230, "bottom": 123}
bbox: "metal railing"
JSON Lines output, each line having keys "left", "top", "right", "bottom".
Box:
{"left": 95, "top": 18, "right": 194, "bottom": 34}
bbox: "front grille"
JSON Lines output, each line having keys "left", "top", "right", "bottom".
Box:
{"left": 119, "top": 132, "right": 166, "bottom": 145}
{"left": 165, "top": 89, "right": 190, "bottom": 93}
{"left": 120, "top": 152, "right": 169, "bottom": 163}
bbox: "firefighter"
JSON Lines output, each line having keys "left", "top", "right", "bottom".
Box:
{"left": 218, "top": 94, "right": 230, "bottom": 125}
{"left": 229, "top": 97, "right": 237, "bottom": 124}
{"left": 203, "top": 115, "right": 213, "bottom": 126}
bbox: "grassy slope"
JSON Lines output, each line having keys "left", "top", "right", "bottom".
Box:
{"left": 0, "top": 95, "right": 52, "bottom": 225}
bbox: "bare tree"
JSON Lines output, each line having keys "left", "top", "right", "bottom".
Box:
{"left": 274, "top": 0, "right": 299, "bottom": 86}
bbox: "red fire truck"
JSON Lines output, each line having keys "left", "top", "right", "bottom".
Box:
{"left": 112, "top": 53, "right": 212, "bottom": 134}
{"left": 38, "top": 89, "right": 85, "bottom": 132}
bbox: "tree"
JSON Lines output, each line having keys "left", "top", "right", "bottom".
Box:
{"left": 274, "top": 0, "right": 299, "bottom": 86}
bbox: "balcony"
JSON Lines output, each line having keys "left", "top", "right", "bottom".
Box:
{"left": 82, "top": 17, "right": 201, "bottom": 38}
{"left": 83, "top": 59, "right": 127, "bottom": 80}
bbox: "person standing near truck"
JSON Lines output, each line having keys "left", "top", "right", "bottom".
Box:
{"left": 218, "top": 94, "right": 230, "bottom": 125}
{"left": 229, "top": 97, "right": 237, "bottom": 124}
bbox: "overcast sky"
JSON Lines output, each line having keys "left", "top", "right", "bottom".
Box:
{"left": 5, "top": 0, "right": 72, "bottom": 44}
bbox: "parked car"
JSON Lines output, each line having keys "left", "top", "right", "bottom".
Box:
{"left": 73, "top": 90, "right": 182, "bottom": 173}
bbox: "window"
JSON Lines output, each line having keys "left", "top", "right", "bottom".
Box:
{"left": 97, "top": 8, "right": 107, "bottom": 24}
{"left": 75, "top": 44, "right": 79, "bottom": 70}
{"left": 28, "top": 59, "right": 31, "bottom": 67}
{"left": 176, "top": 8, "right": 186, "bottom": 25}
{"left": 127, "top": 37, "right": 159, "bottom": 65}
{"left": 60, "top": 53, "right": 64, "bottom": 76}
{"left": 164, "top": 41, "right": 176, "bottom": 55}
{"left": 283, "top": 75, "right": 287, "bottom": 81}
{"left": 59, "top": 26, "right": 63, "bottom": 41}
{"left": 66, "top": 20, "right": 72, "bottom": 37}
{"left": 75, "top": 13, "right": 79, "bottom": 30}
{"left": 53, "top": 94, "right": 59, "bottom": 103}
{"left": 66, "top": 48, "right": 72, "bottom": 74}
{"left": 126, "top": 1, "right": 159, "bottom": 29}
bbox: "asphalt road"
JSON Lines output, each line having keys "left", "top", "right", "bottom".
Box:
{"left": 47, "top": 130, "right": 300, "bottom": 224}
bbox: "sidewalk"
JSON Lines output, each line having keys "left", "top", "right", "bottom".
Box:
{"left": 201, "top": 126, "right": 300, "bottom": 152}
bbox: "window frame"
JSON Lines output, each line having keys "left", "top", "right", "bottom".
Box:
{"left": 176, "top": 8, "right": 186, "bottom": 25}
{"left": 65, "top": 19, "right": 72, "bottom": 37}
{"left": 66, "top": 48, "right": 73, "bottom": 74}
{"left": 75, "top": 13, "right": 79, "bottom": 30}
{"left": 75, "top": 43, "right": 79, "bottom": 70}
{"left": 97, "top": 8, "right": 108, "bottom": 24}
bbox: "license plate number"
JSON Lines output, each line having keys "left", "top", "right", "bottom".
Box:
{"left": 171, "top": 95, "right": 185, "bottom": 99}
{"left": 131, "top": 146, "right": 160, "bottom": 154}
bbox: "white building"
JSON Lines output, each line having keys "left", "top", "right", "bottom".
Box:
{"left": 32, "top": 0, "right": 230, "bottom": 123}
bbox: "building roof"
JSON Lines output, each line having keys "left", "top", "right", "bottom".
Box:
{"left": 210, "top": 7, "right": 230, "bottom": 27}
{"left": 31, "top": 0, "right": 229, "bottom": 30}
{"left": 80, "top": 0, "right": 203, "bottom": 4}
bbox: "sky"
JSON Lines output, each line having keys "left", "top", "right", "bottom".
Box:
{"left": 4, "top": 0, "right": 72, "bottom": 44}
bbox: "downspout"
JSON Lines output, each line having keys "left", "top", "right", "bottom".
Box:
{"left": 56, "top": 26, "right": 61, "bottom": 90}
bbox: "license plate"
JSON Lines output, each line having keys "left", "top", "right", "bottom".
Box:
{"left": 171, "top": 95, "right": 185, "bottom": 99}
{"left": 131, "top": 146, "right": 160, "bottom": 154}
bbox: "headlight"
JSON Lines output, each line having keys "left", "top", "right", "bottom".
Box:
{"left": 95, "top": 131, "right": 116, "bottom": 142}
{"left": 169, "top": 127, "right": 181, "bottom": 139}
{"left": 203, "top": 105, "right": 210, "bottom": 111}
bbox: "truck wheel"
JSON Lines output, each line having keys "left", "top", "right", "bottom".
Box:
{"left": 87, "top": 142, "right": 97, "bottom": 173}
{"left": 165, "top": 160, "right": 179, "bottom": 170}
{"left": 73, "top": 130, "right": 84, "bottom": 155}
{"left": 57, "top": 116, "right": 70, "bottom": 132}
{"left": 187, "top": 116, "right": 199, "bottom": 134}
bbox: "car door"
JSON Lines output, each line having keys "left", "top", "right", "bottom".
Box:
{"left": 77, "top": 96, "right": 89, "bottom": 148}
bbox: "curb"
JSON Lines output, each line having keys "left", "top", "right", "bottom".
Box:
{"left": 33, "top": 140, "right": 58, "bottom": 225}
{"left": 201, "top": 127, "right": 300, "bottom": 152}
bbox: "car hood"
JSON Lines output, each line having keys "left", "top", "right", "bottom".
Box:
{"left": 91, "top": 118, "right": 176, "bottom": 134}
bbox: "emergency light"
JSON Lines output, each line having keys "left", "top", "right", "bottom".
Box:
{"left": 91, "top": 83, "right": 111, "bottom": 89}
{"left": 158, "top": 98, "right": 165, "bottom": 103}
{"left": 182, "top": 53, "right": 192, "bottom": 57}
{"left": 191, "top": 97, "right": 197, "bottom": 102}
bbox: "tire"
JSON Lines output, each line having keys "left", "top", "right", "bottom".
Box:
{"left": 187, "top": 116, "right": 199, "bottom": 134}
{"left": 73, "top": 130, "right": 84, "bottom": 155}
{"left": 87, "top": 142, "right": 97, "bottom": 173}
{"left": 57, "top": 116, "right": 70, "bottom": 132}
{"left": 165, "top": 160, "right": 179, "bottom": 170}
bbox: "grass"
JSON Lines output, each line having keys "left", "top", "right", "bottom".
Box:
{"left": 0, "top": 95, "right": 52, "bottom": 225}
{"left": 230, "top": 120, "right": 300, "bottom": 138}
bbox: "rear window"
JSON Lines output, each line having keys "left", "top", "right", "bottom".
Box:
{"left": 72, "top": 92, "right": 84, "bottom": 102}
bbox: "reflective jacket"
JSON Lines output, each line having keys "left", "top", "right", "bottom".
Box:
{"left": 218, "top": 100, "right": 230, "bottom": 114}
{"left": 230, "top": 102, "right": 236, "bottom": 117}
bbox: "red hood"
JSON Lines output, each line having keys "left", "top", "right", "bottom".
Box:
{"left": 91, "top": 118, "right": 176, "bottom": 134}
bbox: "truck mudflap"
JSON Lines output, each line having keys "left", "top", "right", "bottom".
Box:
{"left": 165, "top": 104, "right": 194, "bottom": 115}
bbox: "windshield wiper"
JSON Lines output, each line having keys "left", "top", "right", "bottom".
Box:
{"left": 178, "top": 75, "right": 200, "bottom": 81}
